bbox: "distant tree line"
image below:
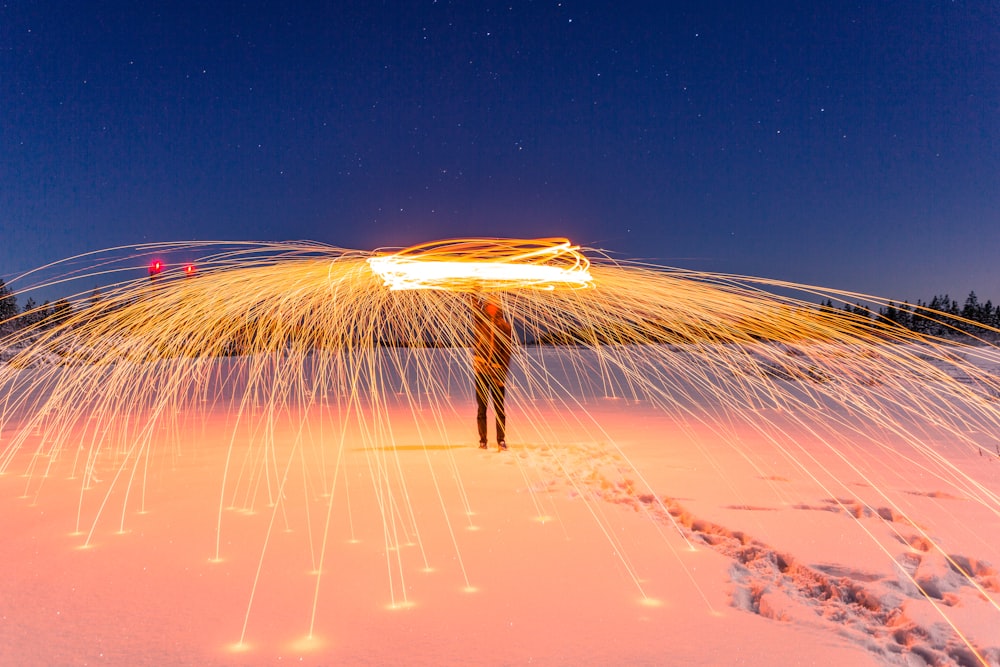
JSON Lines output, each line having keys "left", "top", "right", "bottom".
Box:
{"left": 3, "top": 276, "right": 999, "bottom": 344}
{"left": 820, "top": 291, "right": 1000, "bottom": 338}
{"left": 0, "top": 279, "right": 74, "bottom": 334}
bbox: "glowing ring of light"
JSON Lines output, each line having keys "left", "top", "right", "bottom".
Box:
{"left": 367, "top": 237, "right": 594, "bottom": 291}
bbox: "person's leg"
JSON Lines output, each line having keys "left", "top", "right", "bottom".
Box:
{"left": 474, "top": 371, "right": 489, "bottom": 446}
{"left": 493, "top": 379, "right": 506, "bottom": 447}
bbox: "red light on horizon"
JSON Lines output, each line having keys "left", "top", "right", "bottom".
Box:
{"left": 149, "top": 260, "right": 164, "bottom": 277}
{"left": 184, "top": 264, "right": 197, "bottom": 276}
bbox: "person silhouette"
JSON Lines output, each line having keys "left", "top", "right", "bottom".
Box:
{"left": 471, "top": 298, "right": 513, "bottom": 450}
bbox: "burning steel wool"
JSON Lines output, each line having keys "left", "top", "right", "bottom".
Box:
{"left": 367, "top": 238, "right": 593, "bottom": 291}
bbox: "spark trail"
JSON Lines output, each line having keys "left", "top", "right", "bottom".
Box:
{"left": 1, "top": 238, "right": 999, "bottom": 663}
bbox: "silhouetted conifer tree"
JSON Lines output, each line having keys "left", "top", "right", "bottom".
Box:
{"left": 46, "top": 298, "right": 74, "bottom": 327}
{"left": 0, "top": 279, "right": 18, "bottom": 328}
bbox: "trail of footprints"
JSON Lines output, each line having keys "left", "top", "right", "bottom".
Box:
{"left": 525, "top": 443, "right": 1000, "bottom": 666}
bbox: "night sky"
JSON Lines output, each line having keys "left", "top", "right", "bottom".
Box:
{"left": 2, "top": 1, "right": 997, "bottom": 303}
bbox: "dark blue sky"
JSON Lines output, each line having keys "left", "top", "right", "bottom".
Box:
{"left": 2, "top": 1, "right": 997, "bottom": 303}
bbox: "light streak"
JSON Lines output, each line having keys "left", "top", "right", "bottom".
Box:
{"left": 367, "top": 237, "right": 593, "bottom": 291}
{"left": 0, "top": 238, "right": 999, "bottom": 664}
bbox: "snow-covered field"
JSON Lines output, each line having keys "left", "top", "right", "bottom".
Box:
{"left": 1, "top": 345, "right": 999, "bottom": 666}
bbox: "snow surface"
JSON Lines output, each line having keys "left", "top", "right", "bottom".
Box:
{"left": 1, "top": 346, "right": 999, "bottom": 666}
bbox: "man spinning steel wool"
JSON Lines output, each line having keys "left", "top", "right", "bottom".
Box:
{"left": 471, "top": 298, "right": 514, "bottom": 451}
